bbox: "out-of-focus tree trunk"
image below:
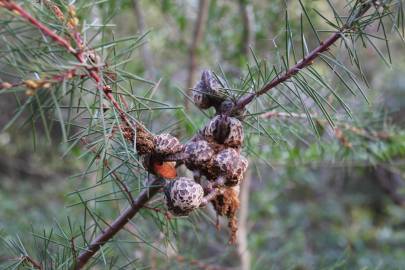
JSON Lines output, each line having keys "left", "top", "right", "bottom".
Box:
{"left": 237, "top": 2, "right": 255, "bottom": 270}
{"left": 185, "top": 0, "right": 210, "bottom": 110}
{"left": 237, "top": 164, "right": 252, "bottom": 270}
{"left": 374, "top": 165, "right": 405, "bottom": 206}
{"left": 239, "top": 0, "right": 255, "bottom": 61}
{"left": 133, "top": 0, "right": 156, "bottom": 80}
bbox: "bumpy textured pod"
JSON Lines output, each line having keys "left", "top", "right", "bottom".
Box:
{"left": 192, "top": 70, "right": 227, "bottom": 109}
{"left": 201, "top": 70, "right": 225, "bottom": 98}
{"left": 204, "top": 115, "right": 227, "bottom": 143}
{"left": 213, "top": 148, "right": 248, "bottom": 186}
{"left": 203, "top": 115, "right": 244, "bottom": 148}
{"left": 164, "top": 177, "right": 204, "bottom": 216}
{"left": 192, "top": 80, "right": 212, "bottom": 109}
{"left": 224, "top": 117, "right": 244, "bottom": 148}
{"left": 184, "top": 140, "right": 214, "bottom": 170}
{"left": 154, "top": 133, "right": 183, "bottom": 155}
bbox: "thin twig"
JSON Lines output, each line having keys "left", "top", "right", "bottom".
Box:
{"left": 70, "top": 237, "right": 78, "bottom": 269}
{"left": 0, "top": 0, "right": 146, "bottom": 136}
{"left": 0, "top": 2, "right": 159, "bottom": 269}
{"left": 21, "top": 255, "right": 42, "bottom": 270}
{"left": 0, "top": 81, "right": 23, "bottom": 90}
{"left": 75, "top": 177, "right": 165, "bottom": 269}
{"left": 0, "top": 68, "right": 86, "bottom": 91}
{"left": 0, "top": 1, "right": 76, "bottom": 53}
{"left": 233, "top": 2, "right": 373, "bottom": 112}
{"left": 262, "top": 110, "right": 391, "bottom": 141}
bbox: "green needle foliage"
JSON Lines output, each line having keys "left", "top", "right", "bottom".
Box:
{"left": 0, "top": 0, "right": 404, "bottom": 269}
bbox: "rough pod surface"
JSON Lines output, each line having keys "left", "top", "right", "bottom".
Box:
{"left": 192, "top": 80, "right": 212, "bottom": 109}
{"left": 154, "top": 133, "right": 183, "bottom": 155}
{"left": 204, "top": 115, "right": 244, "bottom": 147}
{"left": 192, "top": 69, "right": 228, "bottom": 110}
{"left": 164, "top": 177, "right": 204, "bottom": 216}
{"left": 184, "top": 140, "right": 215, "bottom": 170}
{"left": 213, "top": 148, "right": 248, "bottom": 186}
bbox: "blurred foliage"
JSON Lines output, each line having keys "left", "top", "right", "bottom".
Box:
{"left": 0, "top": 0, "right": 405, "bottom": 269}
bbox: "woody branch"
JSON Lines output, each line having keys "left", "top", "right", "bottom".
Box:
{"left": 233, "top": 1, "right": 373, "bottom": 112}
{"left": 0, "top": 0, "right": 144, "bottom": 134}
{"left": 0, "top": 1, "right": 157, "bottom": 268}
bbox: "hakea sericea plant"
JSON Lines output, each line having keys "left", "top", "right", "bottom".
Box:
{"left": 0, "top": 0, "right": 404, "bottom": 269}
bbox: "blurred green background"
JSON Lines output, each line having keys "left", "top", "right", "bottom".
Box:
{"left": 1, "top": 0, "right": 405, "bottom": 269}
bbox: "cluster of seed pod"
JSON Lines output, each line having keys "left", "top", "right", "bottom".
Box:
{"left": 184, "top": 114, "right": 248, "bottom": 243}
{"left": 184, "top": 115, "right": 247, "bottom": 187}
{"left": 144, "top": 70, "right": 248, "bottom": 243}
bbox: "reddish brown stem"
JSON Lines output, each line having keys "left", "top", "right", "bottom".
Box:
{"left": 234, "top": 3, "right": 372, "bottom": 112}
{"left": 21, "top": 255, "right": 42, "bottom": 270}
{"left": 0, "top": 2, "right": 157, "bottom": 268}
{"left": 1, "top": 0, "right": 140, "bottom": 134}
{"left": 1, "top": 1, "right": 76, "bottom": 53}
{"left": 0, "top": 81, "right": 23, "bottom": 90}
{"left": 0, "top": 68, "right": 85, "bottom": 91}
{"left": 75, "top": 177, "right": 165, "bottom": 269}
{"left": 234, "top": 33, "right": 340, "bottom": 111}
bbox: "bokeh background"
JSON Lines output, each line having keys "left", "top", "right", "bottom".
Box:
{"left": 1, "top": 1, "right": 405, "bottom": 269}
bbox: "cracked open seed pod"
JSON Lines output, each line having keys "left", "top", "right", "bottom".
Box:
{"left": 192, "top": 80, "right": 212, "bottom": 109}
{"left": 192, "top": 70, "right": 227, "bottom": 109}
{"left": 164, "top": 177, "right": 204, "bottom": 216}
{"left": 203, "top": 115, "right": 244, "bottom": 148}
{"left": 201, "top": 69, "right": 226, "bottom": 98}
{"left": 213, "top": 148, "right": 248, "bottom": 186}
{"left": 141, "top": 154, "right": 177, "bottom": 179}
{"left": 154, "top": 133, "right": 183, "bottom": 155}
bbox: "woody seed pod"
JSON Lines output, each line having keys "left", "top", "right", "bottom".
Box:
{"left": 203, "top": 115, "right": 244, "bottom": 148}
{"left": 154, "top": 133, "right": 183, "bottom": 155}
{"left": 184, "top": 140, "right": 214, "bottom": 170}
{"left": 164, "top": 177, "right": 204, "bottom": 216}
{"left": 201, "top": 70, "right": 225, "bottom": 98}
{"left": 192, "top": 70, "right": 228, "bottom": 109}
{"left": 213, "top": 148, "right": 248, "bottom": 186}
{"left": 192, "top": 80, "right": 212, "bottom": 109}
